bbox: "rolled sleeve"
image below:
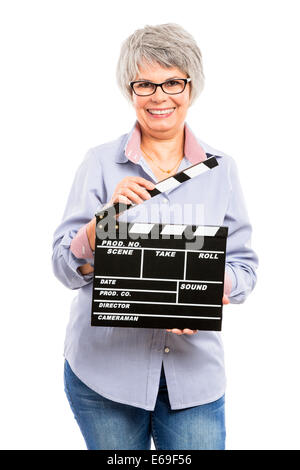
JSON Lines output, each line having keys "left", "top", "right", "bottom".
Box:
{"left": 224, "top": 266, "right": 235, "bottom": 296}
{"left": 70, "top": 224, "right": 94, "bottom": 260}
{"left": 51, "top": 149, "right": 105, "bottom": 290}
{"left": 224, "top": 158, "right": 259, "bottom": 303}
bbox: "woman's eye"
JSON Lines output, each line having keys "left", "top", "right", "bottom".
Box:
{"left": 137, "top": 82, "right": 153, "bottom": 88}
{"left": 165, "top": 80, "right": 180, "bottom": 87}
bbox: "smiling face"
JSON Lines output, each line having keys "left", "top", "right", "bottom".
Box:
{"left": 131, "top": 60, "right": 191, "bottom": 139}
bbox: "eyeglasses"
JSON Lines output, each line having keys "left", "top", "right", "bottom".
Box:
{"left": 129, "top": 78, "right": 191, "bottom": 96}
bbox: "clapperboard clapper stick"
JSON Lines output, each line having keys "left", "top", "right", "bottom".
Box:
{"left": 96, "top": 154, "right": 219, "bottom": 220}
{"left": 91, "top": 154, "right": 228, "bottom": 331}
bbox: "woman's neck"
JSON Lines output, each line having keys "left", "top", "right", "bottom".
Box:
{"left": 140, "top": 127, "right": 185, "bottom": 163}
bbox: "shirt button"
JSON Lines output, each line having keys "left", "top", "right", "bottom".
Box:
{"left": 163, "top": 198, "right": 168, "bottom": 203}
{"left": 164, "top": 347, "right": 170, "bottom": 353}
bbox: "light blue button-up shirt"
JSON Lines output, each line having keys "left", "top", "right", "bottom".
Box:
{"left": 52, "top": 121, "right": 258, "bottom": 411}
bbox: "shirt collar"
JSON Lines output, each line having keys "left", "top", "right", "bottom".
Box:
{"left": 116, "top": 120, "right": 208, "bottom": 164}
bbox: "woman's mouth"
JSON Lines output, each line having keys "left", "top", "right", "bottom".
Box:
{"left": 146, "top": 107, "right": 175, "bottom": 118}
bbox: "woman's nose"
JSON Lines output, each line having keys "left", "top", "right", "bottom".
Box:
{"left": 151, "top": 85, "right": 167, "bottom": 102}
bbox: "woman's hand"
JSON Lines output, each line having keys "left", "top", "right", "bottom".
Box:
{"left": 109, "top": 176, "right": 156, "bottom": 206}
{"left": 166, "top": 328, "right": 198, "bottom": 335}
{"left": 85, "top": 177, "right": 155, "bottom": 252}
{"left": 166, "top": 294, "right": 230, "bottom": 335}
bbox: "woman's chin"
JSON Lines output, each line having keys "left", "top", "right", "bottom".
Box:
{"left": 144, "top": 118, "right": 177, "bottom": 133}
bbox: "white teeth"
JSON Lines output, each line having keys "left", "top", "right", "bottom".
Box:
{"left": 148, "top": 108, "right": 175, "bottom": 115}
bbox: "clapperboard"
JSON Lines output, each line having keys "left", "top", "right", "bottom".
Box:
{"left": 91, "top": 154, "right": 228, "bottom": 331}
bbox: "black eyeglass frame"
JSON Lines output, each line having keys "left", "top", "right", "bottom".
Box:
{"left": 129, "top": 78, "right": 191, "bottom": 96}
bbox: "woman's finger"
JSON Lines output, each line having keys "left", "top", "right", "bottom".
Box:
{"left": 111, "top": 177, "right": 155, "bottom": 207}
{"left": 129, "top": 177, "right": 156, "bottom": 190}
{"left": 112, "top": 194, "right": 132, "bottom": 205}
{"left": 166, "top": 329, "right": 198, "bottom": 335}
{"left": 127, "top": 182, "right": 152, "bottom": 201}
{"left": 114, "top": 183, "right": 152, "bottom": 205}
{"left": 118, "top": 187, "right": 145, "bottom": 205}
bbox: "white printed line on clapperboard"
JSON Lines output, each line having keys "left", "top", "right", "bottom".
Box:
{"left": 95, "top": 288, "right": 176, "bottom": 293}
{"left": 92, "top": 313, "right": 221, "bottom": 320}
{"left": 95, "top": 275, "right": 223, "bottom": 284}
{"left": 183, "top": 251, "right": 187, "bottom": 280}
{"left": 95, "top": 246, "right": 225, "bottom": 253}
{"left": 93, "top": 300, "right": 221, "bottom": 307}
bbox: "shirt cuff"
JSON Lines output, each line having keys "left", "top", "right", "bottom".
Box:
{"left": 70, "top": 224, "right": 94, "bottom": 260}
{"left": 224, "top": 265, "right": 236, "bottom": 296}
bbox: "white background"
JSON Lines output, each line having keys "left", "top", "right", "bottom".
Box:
{"left": 0, "top": 0, "right": 299, "bottom": 450}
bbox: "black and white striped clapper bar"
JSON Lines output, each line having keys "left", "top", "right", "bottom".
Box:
{"left": 91, "top": 155, "right": 228, "bottom": 331}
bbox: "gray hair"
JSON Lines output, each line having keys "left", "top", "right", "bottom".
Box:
{"left": 116, "top": 23, "right": 205, "bottom": 106}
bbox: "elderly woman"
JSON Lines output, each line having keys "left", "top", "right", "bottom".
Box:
{"left": 52, "top": 23, "right": 258, "bottom": 450}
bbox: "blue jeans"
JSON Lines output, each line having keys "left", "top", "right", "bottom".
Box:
{"left": 64, "top": 359, "right": 226, "bottom": 450}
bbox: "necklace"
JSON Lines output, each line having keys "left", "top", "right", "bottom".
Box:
{"left": 140, "top": 146, "right": 183, "bottom": 174}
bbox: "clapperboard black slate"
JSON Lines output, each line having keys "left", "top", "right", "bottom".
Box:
{"left": 91, "top": 154, "right": 228, "bottom": 331}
